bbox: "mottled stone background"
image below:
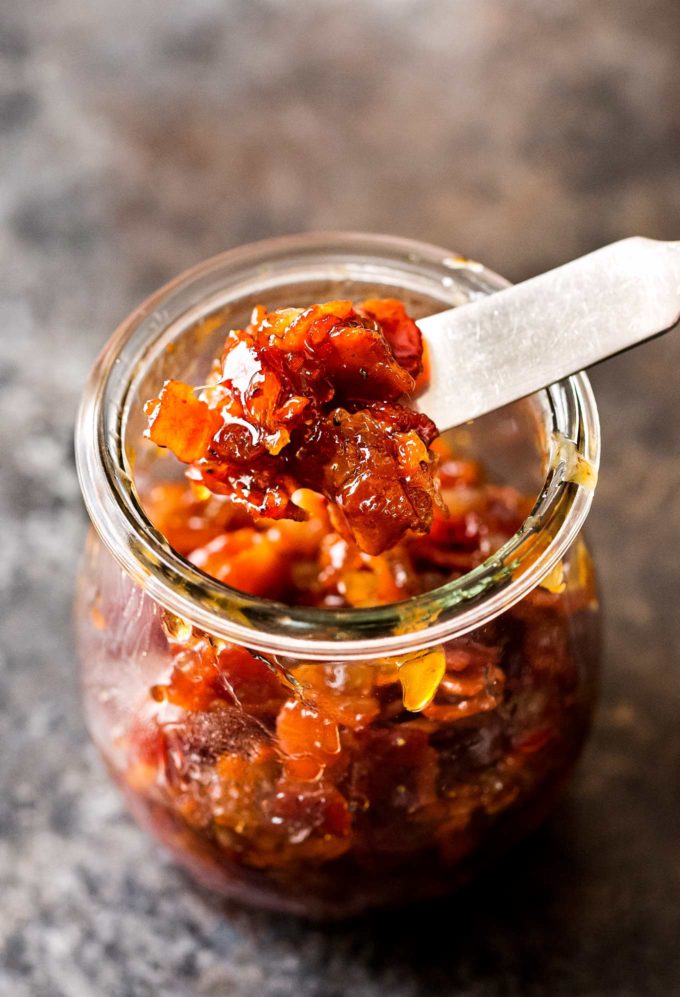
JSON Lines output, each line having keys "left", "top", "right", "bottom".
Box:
{"left": 1, "top": 2, "right": 679, "bottom": 995}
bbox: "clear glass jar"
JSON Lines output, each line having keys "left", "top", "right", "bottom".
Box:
{"left": 75, "top": 233, "right": 601, "bottom": 919}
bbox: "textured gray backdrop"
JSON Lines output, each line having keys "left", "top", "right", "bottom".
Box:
{"left": 1, "top": 2, "right": 679, "bottom": 995}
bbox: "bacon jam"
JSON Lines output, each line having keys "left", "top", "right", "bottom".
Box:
{"left": 144, "top": 299, "right": 441, "bottom": 555}
{"left": 85, "top": 297, "right": 599, "bottom": 918}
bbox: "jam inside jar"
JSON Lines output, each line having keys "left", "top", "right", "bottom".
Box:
{"left": 75, "top": 233, "right": 601, "bottom": 919}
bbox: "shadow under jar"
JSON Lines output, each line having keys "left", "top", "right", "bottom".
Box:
{"left": 75, "top": 233, "right": 601, "bottom": 919}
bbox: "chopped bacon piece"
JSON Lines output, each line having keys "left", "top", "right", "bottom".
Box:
{"left": 145, "top": 380, "right": 223, "bottom": 463}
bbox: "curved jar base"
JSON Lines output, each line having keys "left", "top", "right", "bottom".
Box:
{"left": 78, "top": 532, "right": 599, "bottom": 920}
{"left": 119, "top": 745, "right": 589, "bottom": 920}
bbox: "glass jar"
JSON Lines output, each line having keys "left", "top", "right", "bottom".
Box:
{"left": 75, "top": 233, "right": 601, "bottom": 919}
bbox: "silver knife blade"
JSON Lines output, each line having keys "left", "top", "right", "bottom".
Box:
{"left": 414, "top": 237, "right": 680, "bottom": 430}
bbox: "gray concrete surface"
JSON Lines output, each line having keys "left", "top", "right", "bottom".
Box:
{"left": 1, "top": 1, "right": 679, "bottom": 994}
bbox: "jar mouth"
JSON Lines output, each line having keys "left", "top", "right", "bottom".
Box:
{"left": 76, "top": 232, "right": 600, "bottom": 660}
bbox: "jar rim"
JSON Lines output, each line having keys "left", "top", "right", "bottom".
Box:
{"left": 75, "top": 231, "right": 600, "bottom": 660}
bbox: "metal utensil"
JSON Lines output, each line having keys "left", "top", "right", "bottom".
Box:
{"left": 414, "top": 237, "right": 680, "bottom": 430}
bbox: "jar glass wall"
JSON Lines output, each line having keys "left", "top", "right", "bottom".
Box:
{"left": 75, "top": 234, "right": 601, "bottom": 918}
